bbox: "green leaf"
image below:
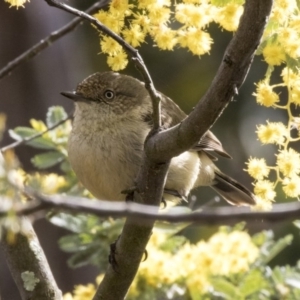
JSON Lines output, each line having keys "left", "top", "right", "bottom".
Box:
{"left": 58, "top": 232, "right": 110, "bottom": 269}
{"left": 239, "top": 269, "right": 268, "bottom": 297}
{"left": 286, "top": 55, "right": 300, "bottom": 73}
{"left": 58, "top": 235, "right": 87, "bottom": 252}
{"left": 210, "top": 278, "right": 241, "bottom": 299}
{"left": 46, "top": 106, "right": 67, "bottom": 128}
{"left": 292, "top": 289, "right": 300, "bottom": 299}
{"left": 58, "top": 232, "right": 107, "bottom": 268}
{"left": 286, "top": 275, "right": 300, "bottom": 289}
{"left": 67, "top": 243, "right": 107, "bottom": 268}
{"left": 51, "top": 214, "right": 123, "bottom": 269}
{"left": 160, "top": 235, "right": 187, "bottom": 252}
{"left": 232, "top": 222, "right": 246, "bottom": 232}
{"left": 263, "top": 235, "right": 293, "bottom": 264}
{"left": 50, "top": 213, "right": 88, "bottom": 233}
{"left": 9, "top": 128, "right": 56, "bottom": 150}
{"left": 26, "top": 137, "right": 56, "bottom": 150}
{"left": 9, "top": 127, "right": 38, "bottom": 141}
{"left": 256, "top": 38, "right": 268, "bottom": 56}
{"left": 60, "top": 160, "right": 72, "bottom": 173}
{"left": 272, "top": 266, "right": 284, "bottom": 285}
{"left": 31, "top": 151, "right": 65, "bottom": 169}
{"left": 293, "top": 220, "right": 300, "bottom": 230}
{"left": 252, "top": 231, "right": 268, "bottom": 247}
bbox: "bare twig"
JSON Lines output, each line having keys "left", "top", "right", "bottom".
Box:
{"left": 0, "top": 217, "right": 62, "bottom": 300}
{"left": 1, "top": 193, "right": 299, "bottom": 226}
{"left": 1, "top": 112, "right": 72, "bottom": 153}
{"left": 44, "top": 0, "right": 162, "bottom": 130}
{"left": 0, "top": 0, "right": 109, "bottom": 80}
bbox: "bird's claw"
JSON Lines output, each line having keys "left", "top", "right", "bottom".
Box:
{"left": 108, "top": 235, "right": 148, "bottom": 272}
{"left": 121, "top": 186, "right": 137, "bottom": 202}
{"left": 160, "top": 197, "right": 167, "bottom": 209}
{"left": 142, "top": 249, "right": 148, "bottom": 262}
{"left": 108, "top": 236, "right": 120, "bottom": 273}
{"left": 164, "top": 188, "right": 187, "bottom": 202}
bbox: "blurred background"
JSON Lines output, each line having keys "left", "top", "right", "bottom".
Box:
{"left": 0, "top": 1, "right": 299, "bottom": 299}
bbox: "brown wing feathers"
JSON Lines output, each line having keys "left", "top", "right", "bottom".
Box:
{"left": 160, "top": 93, "right": 231, "bottom": 158}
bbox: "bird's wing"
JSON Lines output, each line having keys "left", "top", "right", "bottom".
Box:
{"left": 212, "top": 170, "right": 256, "bottom": 206}
{"left": 160, "top": 93, "right": 187, "bottom": 128}
{"left": 159, "top": 93, "right": 231, "bottom": 159}
{"left": 193, "top": 131, "right": 231, "bottom": 159}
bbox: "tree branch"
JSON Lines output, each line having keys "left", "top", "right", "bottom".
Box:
{"left": 1, "top": 193, "right": 299, "bottom": 226}
{"left": 0, "top": 217, "right": 62, "bottom": 300}
{"left": 93, "top": 158, "right": 169, "bottom": 300}
{"left": 0, "top": 0, "right": 110, "bottom": 80}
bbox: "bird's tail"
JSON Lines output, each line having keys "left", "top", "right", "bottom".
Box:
{"left": 212, "top": 170, "right": 256, "bottom": 206}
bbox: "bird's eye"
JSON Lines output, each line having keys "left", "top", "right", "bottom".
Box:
{"left": 104, "top": 90, "right": 115, "bottom": 100}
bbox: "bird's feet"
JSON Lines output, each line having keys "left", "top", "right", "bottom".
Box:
{"left": 108, "top": 236, "right": 120, "bottom": 272}
{"left": 164, "top": 188, "right": 187, "bottom": 203}
{"left": 108, "top": 235, "right": 148, "bottom": 272}
{"left": 121, "top": 187, "right": 186, "bottom": 208}
{"left": 121, "top": 186, "right": 137, "bottom": 202}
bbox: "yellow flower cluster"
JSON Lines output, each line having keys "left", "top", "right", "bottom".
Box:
{"left": 214, "top": 3, "right": 244, "bottom": 32}
{"left": 5, "top": 0, "right": 29, "bottom": 8}
{"left": 63, "top": 275, "right": 103, "bottom": 300}
{"left": 248, "top": 67, "right": 300, "bottom": 208}
{"left": 252, "top": 0, "right": 300, "bottom": 209}
{"left": 262, "top": 0, "right": 300, "bottom": 65}
{"left": 254, "top": 81, "right": 279, "bottom": 107}
{"left": 27, "top": 173, "right": 68, "bottom": 194}
{"left": 29, "top": 118, "right": 71, "bottom": 149}
{"left": 256, "top": 121, "right": 287, "bottom": 145}
{"left": 2, "top": 166, "right": 68, "bottom": 196}
{"left": 246, "top": 158, "right": 270, "bottom": 180}
{"left": 94, "top": 0, "right": 245, "bottom": 70}
{"left": 65, "top": 230, "right": 259, "bottom": 299}
{"left": 63, "top": 285, "right": 95, "bottom": 300}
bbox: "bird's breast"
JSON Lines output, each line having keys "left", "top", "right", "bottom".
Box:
{"left": 68, "top": 120, "right": 149, "bottom": 201}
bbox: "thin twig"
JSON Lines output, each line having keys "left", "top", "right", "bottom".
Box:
{"left": 44, "top": 0, "right": 162, "bottom": 129}
{"left": 1, "top": 192, "right": 299, "bottom": 225}
{"left": 0, "top": 0, "right": 110, "bottom": 80}
{"left": 1, "top": 113, "right": 72, "bottom": 153}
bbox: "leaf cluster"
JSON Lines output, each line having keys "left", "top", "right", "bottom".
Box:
{"left": 9, "top": 106, "right": 70, "bottom": 171}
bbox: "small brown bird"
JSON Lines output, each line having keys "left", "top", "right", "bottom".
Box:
{"left": 62, "top": 72, "right": 256, "bottom": 206}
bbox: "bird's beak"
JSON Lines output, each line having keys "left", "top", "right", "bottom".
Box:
{"left": 61, "top": 91, "right": 83, "bottom": 101}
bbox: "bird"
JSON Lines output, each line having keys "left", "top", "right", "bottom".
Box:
{"left": 61, "top": 71, "right": 256, "bottom": 207}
